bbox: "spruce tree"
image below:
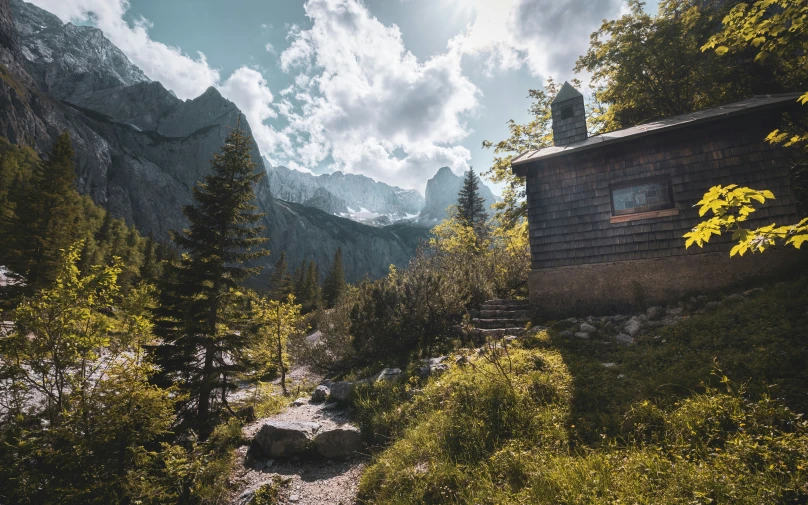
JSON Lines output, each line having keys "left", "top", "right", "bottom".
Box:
{"left": 269, "top": 251, "right": 293, "bottom": 300}
{"left": 7, "top": 132, "right": 82, "bottom": 291}
{"left": 322, "top": 247, "right": 346, "bottom": 308}
{"left": 153, "top": 121, "right": 268, "bottom": 430}
{"left": 300, "top": 261, "right": 320, "bottom": 313}
{"left": 456, "top": 167, "right": 488, "bottom": 231}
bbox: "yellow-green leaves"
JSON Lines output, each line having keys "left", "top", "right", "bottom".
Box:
{"left": 704, "top": 0, "right": 808, "bottom": 150}
{"left": 684, "top": 185, "right": 808, "bottom": 256}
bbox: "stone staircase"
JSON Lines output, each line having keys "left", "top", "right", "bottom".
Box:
{"left": 471, "top": 299, "right": 531, "bottom": 337}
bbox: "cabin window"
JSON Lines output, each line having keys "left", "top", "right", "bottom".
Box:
{"left": 610, "top": 176, "right": 675, "bottom": 219}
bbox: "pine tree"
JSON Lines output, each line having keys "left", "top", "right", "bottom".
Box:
{"left": 456, "top": 167, "right": 489, "bottom": 231}
{"left": 299, "top": 261, "right": 320, "bottom": 313}
{"left": 7, "top": 132, "right": 83, "bottom": 291}
{"left": 153, "top": 121, "right": 269, "bottom": 431}
{"left": 322, "top": 248, "right": 346, "bottom": 309}
{"left": 268, "top": 252, "right": 293, "bottom": 300}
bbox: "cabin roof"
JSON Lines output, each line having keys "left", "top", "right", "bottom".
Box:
{"left": 511, "top": 93, "right": 803, "bottom": 173}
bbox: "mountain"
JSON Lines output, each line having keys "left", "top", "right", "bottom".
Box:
{"left": 418, "top": 166, "right": 500, "bottom": 225}
{"left": 0, "top": 0, "right": 428, "bottom": 283}
{"left": 266, "top": 163, "right": 425, "bottom": 224}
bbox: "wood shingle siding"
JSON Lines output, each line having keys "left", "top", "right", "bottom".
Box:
{"left": 524, "top": 111, "right": 798, "bottom": 271}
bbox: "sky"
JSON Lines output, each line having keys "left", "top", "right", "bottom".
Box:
{"left": 27, "top": 0, "right": 659, "bottom": 194}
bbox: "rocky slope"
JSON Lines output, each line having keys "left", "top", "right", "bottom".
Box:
{"left": 0, "top": 0, "right": 427, "bottom": 283}
{"left": 418, "top": 166, "right": 499, "bottom": 225}
{"left": 266, "top": 163, "right": 425, "bottom": 223}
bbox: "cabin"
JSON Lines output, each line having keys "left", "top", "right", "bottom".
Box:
{"left": 512, "top": 83, "right": 805, "bottom": 316}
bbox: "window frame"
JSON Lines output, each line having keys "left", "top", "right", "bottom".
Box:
{"left": 608, "top": 174, "right": 678, "bottom": 223}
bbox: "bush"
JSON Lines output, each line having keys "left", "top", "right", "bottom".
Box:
{"left": 356, "top": 343, "right": 808, "bottom": 505}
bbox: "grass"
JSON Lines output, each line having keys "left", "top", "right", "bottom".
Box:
{"left": 353, "top": 271, "right": 808, "bottom": 504}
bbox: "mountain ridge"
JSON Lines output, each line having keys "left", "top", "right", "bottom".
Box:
{"left": 0, "top": 0, "right": 428, "bottom": 283}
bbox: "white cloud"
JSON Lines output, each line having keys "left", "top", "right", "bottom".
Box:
{"left": 265, "top": 42, "right": 276, "bottom": 55}
{"left": 219, "top": 67, "right": 291, "bottom": 158}
{"left": 451, "top": 0, "right": 627, "bottom": 78}
{"left": 277, "top": 0, "right": 480, "bottom": 191}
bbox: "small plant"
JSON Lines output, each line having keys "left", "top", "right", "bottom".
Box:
{"left": 684, "top": 184, "right": 808, "bottom": 255}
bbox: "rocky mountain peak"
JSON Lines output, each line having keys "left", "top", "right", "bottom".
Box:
{"left": 419, "top": 166, "right": 499, "bottom": 225}
{"left": 11, "top": 0, "right": 149, "bottom": 101}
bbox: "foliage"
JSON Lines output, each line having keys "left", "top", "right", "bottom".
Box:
{"left": 0, "top": 244, "right": 177, "bottom": 505}
{"left": 292, "top": 260, "right": 321, "bottom": 313}
{"left": 268, "top": 251, "right": 293, "bottom": 300}
{"left": 250, "top": 294, "right": 307, "bottom": 395}
{"left": 455, "top": 168, "right": 488, "bottom": 232}
{"left": 0, "top": 136, "right": 162, "bottom": 306}
{"left": 684, "top": 184, "right": 808, "bottom": 255}
{"left": 291, "top": 285, "right": 359, "bottom": 374}
{"left": 575, "top": 0, "right": 799, "bottom": 133}
{"left": 152, "top": 121, "right": 268, "bottom": 430}
{"left": 322, "top": 247, "right": 346, "bottom": 309}
{"left": 702, "top": 0, "right": 808, "bottom": 149}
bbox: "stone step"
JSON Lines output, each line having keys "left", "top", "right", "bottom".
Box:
{"left": 469, "top": 327, "right": 526, "bottom": 337}
{"left": 478, "top": 309, "right": 530, "bottom": 319}
{"left": 472, "top": 318, "right": 529, "bottom": 329}
{"left": 481, "top": 300, "right": 529, "bottom": 309}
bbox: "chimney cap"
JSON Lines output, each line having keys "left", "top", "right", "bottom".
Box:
{"left": 551, "top": 81, "right": 583, "bottom": 104}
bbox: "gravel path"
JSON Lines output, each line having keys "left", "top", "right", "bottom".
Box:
{"left": 230, "top": 373, "right": 366, "bottom": 505}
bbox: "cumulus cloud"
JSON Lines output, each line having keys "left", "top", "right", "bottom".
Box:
{"left": 453, "top": 0, "right": 627, "bottom": 77}
{"left": 277, "top": 0, "right": 480, "bottom": 190}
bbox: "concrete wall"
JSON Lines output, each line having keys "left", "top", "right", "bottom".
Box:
{"left": 528, "top": 249, "right": 805, "bottom": 318}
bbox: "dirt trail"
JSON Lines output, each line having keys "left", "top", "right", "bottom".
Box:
{"left": 230, "top": 369, "right": 367, "bottom": 505}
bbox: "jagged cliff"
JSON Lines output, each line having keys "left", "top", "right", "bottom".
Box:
{"left": 266, "top": 163, "right": 425, "bottom": 223}
{"left": 418, "top": 166, "right": 499, "bottom": 225}
{"left": 0, "top": 0, "right": 427, "bottom": 283}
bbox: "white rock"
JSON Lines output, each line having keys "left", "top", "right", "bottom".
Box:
{"left": 624, "top": 317, "right": 642, "bottom": 337}
{"left": 580, "top": 323, "right": 597, "bottom": 334}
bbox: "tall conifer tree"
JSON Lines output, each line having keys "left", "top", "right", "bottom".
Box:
{"left": 8, "top": 132, "right": 82, "bottom": 291}
{"left": 269, "top": 251, "right": 293, "bottom": 300}
{"left": 456, "top": 167, "right": 488, "bottom": 231}
{"left": 322, "top": 247, "right": 346, "bottom": 308}
{"left": 153, "top": 121, "right": 268, "bottom": 430}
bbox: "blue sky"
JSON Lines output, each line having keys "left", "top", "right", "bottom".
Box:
{"left": 30, "top": 0, "right": 659, "bottom": 194}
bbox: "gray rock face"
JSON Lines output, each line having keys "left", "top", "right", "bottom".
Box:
{"left": 624, "top": 316, "right": 642, "bottom": 337}
{"left": 615, "top": 333, "right": 635, "bottom": 345}
{"left": 0, "top": 0, "right": 427, "bottom": 285}
{"left": 329, "top": 381, "right": 354, "bottom": 402}
{"left": 580, "top": 322, "right": 597, "bottom": 334}
{"left": 646, "top": 306, "right": 664, "bottom": 320}
{"left": 375, "top": 368, "right": 403, "bottom": 383}
{"left": 304, "top": 186, "right": 349, "bottom": 215}
{"left": 266, "top": 163, "right": 424, "bottom": 222}
{"left": 313, "top": 426, "right": 362, "bottom": 458}
{"left": 11, "top": 0, "right": 149, "bottom": 102}
{"left": 311, "top": 385, "right": 330, "bottom": 403}
{"left": 254, "top": 421, "right": 321, "bottom": 458}
{"left": 418, "top": 166, "right": 499, "bottom": 225}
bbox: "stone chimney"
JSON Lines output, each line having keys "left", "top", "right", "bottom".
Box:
{"left": 551, "top": 81, "right": 587, "bottom": 147}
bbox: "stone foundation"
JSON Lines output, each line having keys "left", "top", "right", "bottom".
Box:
{"left": 529, "top": 249, "right": 805, "bottom": 318}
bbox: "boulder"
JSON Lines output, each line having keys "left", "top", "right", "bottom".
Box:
{"left": 722, "top": 293, "right": 745, "bottom": 305}
{"left": 376, "top": 368, "right": 403, "bottom": 383}
{"left": 743, "top": 287, "right": 765, "bottom": 298}
{"left": 559, "top": 330, "right": 574, "bottom": 338}
{"left": 574, "top": 332, "right": 591, "bottom": 339}
{"left": 615, "top": 333, "right": 634, "bottom": 346}
{"left": 624, "top": 316, "right": 642, "bottom": 337}
{"left": 580, "top": 323, "right": 597, "bottom": 334}
{"left": 705, "top": 301, "right": 721, "bottom": 312}
{"left": 646, "top": 306, "right": 664, "bottom": 320}
{"left": 666, "top": 306, "right": 684, "bottom": 316}
{"left": 313, "top": 425, "right": 362, "bottom": 458}
{"left": 254, "top": 421, "right": 320, "bottom": 458}
{"left": 311, "top": 385, "right": 330, "bottom": 403}
{"left": 329, "top": 381, "right": 354, "bottom": 402}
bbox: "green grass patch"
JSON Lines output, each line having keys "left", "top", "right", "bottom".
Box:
{"left": 355, "top": 273, "right": 808, "bottom": 504}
